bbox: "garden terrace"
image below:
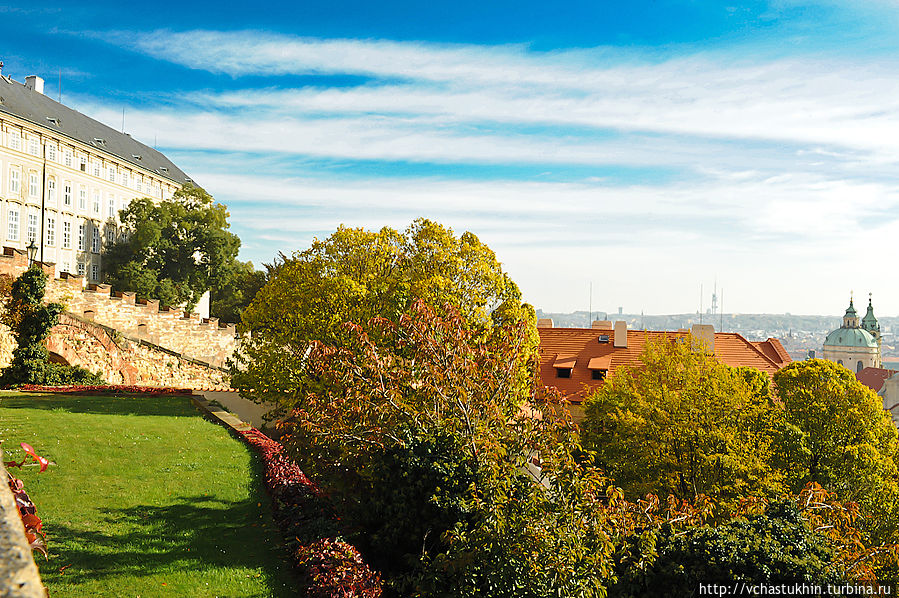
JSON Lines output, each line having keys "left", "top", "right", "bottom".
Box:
{"left": 0, "top": 390, "right": 298, "bottom": 597}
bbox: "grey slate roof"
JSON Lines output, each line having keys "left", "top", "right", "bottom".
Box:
{"left": 0, "top": 75, "right": 191, "bottom": 186}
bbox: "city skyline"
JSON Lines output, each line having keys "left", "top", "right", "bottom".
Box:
{"left": 3, "top": 2, "right": 899, "bottom": 314}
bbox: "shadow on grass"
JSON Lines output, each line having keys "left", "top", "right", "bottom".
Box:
{"left": 0, "top": 393, "right": 198, "bottom": 417}
{"left": 43, "top": 495, "right": 296, "bottom": 596}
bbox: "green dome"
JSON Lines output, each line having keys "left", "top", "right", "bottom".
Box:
{"left": 823, "top": 327, "right": 877, "bottom": 349}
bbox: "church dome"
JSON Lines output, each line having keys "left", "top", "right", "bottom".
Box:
{"left": 823, "top": 327, "right": 877, "bottom": 348}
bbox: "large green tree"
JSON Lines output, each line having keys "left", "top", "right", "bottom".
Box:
{"left": 234, "top": 218, "right": 538, "bottom": 414}
{"left": 102, "top": 184, "right": 242, "bottom": 313}
{"left": 773, "top": 359, "right": 899, "bottom": 541}
{"left": 581, "top": 337, "right": 784, "bottom": 506}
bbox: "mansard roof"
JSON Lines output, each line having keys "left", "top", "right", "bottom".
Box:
{"left": 0, "top": 74, "right": 191, "bottom": 186}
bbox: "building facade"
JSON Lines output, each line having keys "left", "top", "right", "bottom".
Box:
{"left": 822, "top": 297, "right": 881, "bottom": 372}
{"left": 0, "top": 71, "right": 192, "bottom": 281}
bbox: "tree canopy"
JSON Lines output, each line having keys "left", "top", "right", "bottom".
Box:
{"left": 0, "top": 268, "right": 102, "bottom": 386}
{"left": 773, "top": 359, "right": 899, "bottom": 541}
{"left": 234, "top": 218, "right": 538, "bottom": 413}
{"left": 581, "top": 337, "right": 783, "bottom": 506}
{"left": 102, "top": 184, "right": 244, "bottom": 314}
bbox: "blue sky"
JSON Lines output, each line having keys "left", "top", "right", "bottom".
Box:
{"left": 3, "top": 1, "right": 899, "bottom": 316}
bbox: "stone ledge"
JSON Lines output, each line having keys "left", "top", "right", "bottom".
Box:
{"left": 191, "top": 395, "right": 253, "bottom": 433}
{"left": 0, "top": 450, "right": 45, "bottom": 598}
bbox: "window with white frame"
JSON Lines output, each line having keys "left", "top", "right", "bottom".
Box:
{"left": 62, "top": 221, "right": 71, "bottom": 249}
{"left": 79, "top": 157, "right": 87, "bottom": 172}
{"left": 27, "top": 214, "right": 37, "bottom": 243}
{"left": 108, "top": 196, "right": 115, "bottom": 218}
{"left": 63, "top": 182, "right": 72, "bottom": 207}
{"left": 122, "top": 172, "right": 130, "bottom": 188}
{"left": 92, "top": 162, "right": 100, "bottom": 177}
{"left": 47, "top": 178, "right": 56, "bottom": 203}
{"left": 77, "top": 262, "right": 85, "bottom": 276}
{"left": 91, "top": 264, "right": 99, "bottom": 281}
{"left": 8, "top": 130, "right": 20, "bottom": 151}
{"left": 46, "top": 144, "right": 56, "bottom": 162}
{"left": 28, "top": 138, "right": 39, "bottom": 157}
{"left": 107, "top": 165, "right": 115, "bottom": 182}
{"left": 29, "top": 173, "right": 38, "bottom": 198}
{"left": 91, "top": 226, "right": 100, "bottom": 253}
{"left": 92, "top": 191, "right": 100, "bottom": 214}
{"left": 78, "top": 223, "right": 85, "bottom": 250}
{"left": 7, "top": 208, "right": 19, "bottom": 241}
{"left": 61, "top": 261, "right": 69, "bottom": 274}
{"left": 64, "top": 150, "right": 73, "bottom": 168}
{"left": 105, "top": 226, "right": 115, "bottom": 245}
{"left": 136, "top": 179, "right": 143, "bottom": 193}
{"left": 8, "top": 168, "right": 20, "bottom": 195}
{"left": 78, "top": 187, "right": 87, "bottom": 211}
{"left": 46, "top": 217, "right": 55, "bottom": 246}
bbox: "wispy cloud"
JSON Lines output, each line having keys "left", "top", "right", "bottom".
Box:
{"left": 73, "top": 28, "right": 899, "bottom": 314}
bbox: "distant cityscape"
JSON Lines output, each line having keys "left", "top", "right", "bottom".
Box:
{"left": 534, "top": 309, "right": 899, "bottom": 368}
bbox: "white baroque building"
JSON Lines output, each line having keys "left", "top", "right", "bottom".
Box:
{"left": 0, "top": 70, "right": 191, "bottom": 282}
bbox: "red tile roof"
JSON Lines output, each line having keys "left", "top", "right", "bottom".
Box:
{"left": 538, "top": 327, "right": 792, "bottom": 403}
{"left": 856, "top": 367, "right": 898, "bottom": 393}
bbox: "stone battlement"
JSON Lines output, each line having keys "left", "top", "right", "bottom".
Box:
{"left": 0, "top": 247, "right": 237, "bottom": 367}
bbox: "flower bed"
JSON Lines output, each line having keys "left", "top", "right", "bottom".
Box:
{"left": 239, "top": 428, "right": 382, "bottom": 598}
{"left": 16, "top": 384, "right": 193, "bottom": 396}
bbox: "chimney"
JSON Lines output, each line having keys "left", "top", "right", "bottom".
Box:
{"left": 537, "top": 318, "right": 553, "bottom": 328}
{"left": 25, "top": 75, "right": 44, "bottom": 94}
{"left": 613, "top": 320, "right": 627, "bottom": 347}
{"left": 691, "top": 324, "right": 715, "bottom": 353}
{"left": 592, "top": 320, "right": 613, "bottom": 330}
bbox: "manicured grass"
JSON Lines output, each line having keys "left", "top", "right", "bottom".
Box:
{"left": 0, "top": 391, "right": 298, "bottom": 598}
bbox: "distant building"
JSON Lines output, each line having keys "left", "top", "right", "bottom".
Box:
{"left": 537, "top": 320, "right": 791, "bottom": 419}
{"left": 855, "top": 367, "right": 899, "bottom": 426}
{"left": 822, "top": 296, "right": 881, "bottom": 372}
{"left": 0, "top": 69, "right": 192, "bottom": 282}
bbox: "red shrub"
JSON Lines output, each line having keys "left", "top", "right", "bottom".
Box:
{"left": 239, "top": 428, "right": 381, "bottom": 597}
{"left": 295, "top": 539, "right": 383, "bottom": 598}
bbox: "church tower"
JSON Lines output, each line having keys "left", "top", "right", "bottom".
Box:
{"left": 861, "top": 294, "right": 881, "bottom": 346}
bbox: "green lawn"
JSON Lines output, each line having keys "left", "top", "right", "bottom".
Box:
{"left": 0, "top": 391, "right": 298, "bottom": 598}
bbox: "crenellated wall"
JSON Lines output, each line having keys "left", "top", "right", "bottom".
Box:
{"left": 0, "top": 246, "right": 237, "bottom": 367}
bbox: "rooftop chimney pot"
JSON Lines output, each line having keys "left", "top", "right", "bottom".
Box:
{"left": 25, "top": 75, "right": 43, "bottom": 94}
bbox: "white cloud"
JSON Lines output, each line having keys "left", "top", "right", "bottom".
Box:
{"left": 99, "top": 30, "right": 899, "bottom": 164}
{"left": 185, "top": 168, "right": 899, "bottom": 314}
{"left": 73, "top": 29, "right": 899, "bottom": 314}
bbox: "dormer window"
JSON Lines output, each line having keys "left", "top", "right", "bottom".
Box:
{"left": 591, "top": 369, "right": 607, "bottom": 381}
{"left": 46, "top": 117, "right": 60, "bottom": 126}
{"left": 553, "top": 355, "right": 577, "bottom": 379}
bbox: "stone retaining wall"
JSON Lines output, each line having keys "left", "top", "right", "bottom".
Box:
{"left": 0, "top": 452, "right": 45, "bottom": 598}
{"left": 46, "top": 314, "right": 230, "bottom": 389}
{"left": 0, "top": 246, "right": 237, "bottom": 367}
